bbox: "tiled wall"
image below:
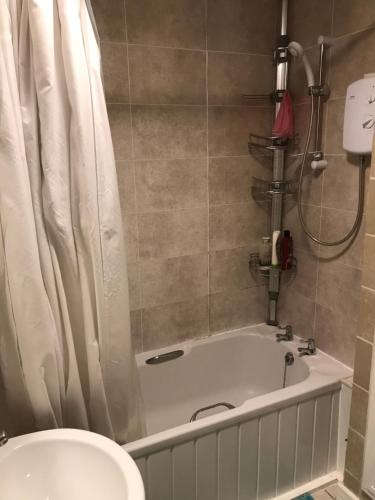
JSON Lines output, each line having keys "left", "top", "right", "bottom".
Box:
{"left": 279, "top": 0, "right": 375, "bottom": 368}
{"left": 91, "top": 0, "right": 280, "bottom": 352}
{"left": 344, "top": 138, "right": 375, "bottom": 497}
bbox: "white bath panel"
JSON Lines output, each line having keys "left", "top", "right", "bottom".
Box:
{"left": 295, "top": 398, "right": 315, "bottom": 486}
{"left": 218, "top": 427, "right": 239, "bottom": 500}
{"left": 277, "top": 405, "right": 298, "bottom": 495}
{"left": 238, "top": 419, "right": 259, "bottom": 500}
{"left": 147, "top": 449, "right": 172, "bottom": 500}
{"left": 196, "top": 433, "right": 217, "bottom": 500}
{"left": 171, "top": 441, "right": 195, "bottom": 500}
{"left": 258, "top": 412, "right": 278, "bottom": 498}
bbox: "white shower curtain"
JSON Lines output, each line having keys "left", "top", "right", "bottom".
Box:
{"left": 0, "top": 0, "right": 143, "bottom": 443}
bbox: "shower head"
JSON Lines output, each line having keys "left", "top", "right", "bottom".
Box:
{"left": 288, "top": 41, "right": 304, "bottom": 58}
{"left": 288, "top": 41, "right": 315, "bottom": 88}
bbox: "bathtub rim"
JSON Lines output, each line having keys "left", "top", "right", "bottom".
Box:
{"left": 126, "top": 324, "right": 352, "bottom": 456}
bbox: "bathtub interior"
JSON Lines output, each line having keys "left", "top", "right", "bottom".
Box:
{"left": 137, "top": 328, "right": 310, "bottom": 435}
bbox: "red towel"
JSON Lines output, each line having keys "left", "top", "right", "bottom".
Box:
{"left": 272, "top": 91, "right": 294, "bottom": 139}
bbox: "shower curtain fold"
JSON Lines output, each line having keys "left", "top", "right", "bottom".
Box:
{"left": 0, "top": 0, "right": 143, "bottom": 443}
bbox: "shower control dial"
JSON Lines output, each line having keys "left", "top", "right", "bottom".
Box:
{"left": 362, "top": 117, "right": 375, "bottom": 129}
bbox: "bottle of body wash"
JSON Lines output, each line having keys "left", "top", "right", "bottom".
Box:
{"left": 280, "top": 230, "right": 293, "bottom": 270}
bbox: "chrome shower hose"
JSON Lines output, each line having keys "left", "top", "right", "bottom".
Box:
{"left": 297, "top": 95, "right": 367, "bottom": 246}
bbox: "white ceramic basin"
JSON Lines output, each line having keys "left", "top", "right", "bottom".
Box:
{"left": 0, "top": 429, "right": 144, "bottom": 500}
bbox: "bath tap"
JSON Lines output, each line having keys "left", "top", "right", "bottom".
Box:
{"left": 298, "top": 338, "right": 316, "bottom": 356}
{"left": 0, "top": 430, "right": 8, "bottom": 446}
{"left": 276, "top": 325, "right": 293, "bottom": 342}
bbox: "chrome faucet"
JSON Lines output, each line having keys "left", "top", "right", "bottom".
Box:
{"left": 0, "top": 430, "right": 8, "bottom": 446}
{"left": 276, "top": 325, "right": 293, "bottom": 342}
{"left": 298, "top": 338, "right": 316, "bottom": 356}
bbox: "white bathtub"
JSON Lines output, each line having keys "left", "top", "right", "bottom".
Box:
{"left": 125, "top": 324, "right": 352, "bottom": 500}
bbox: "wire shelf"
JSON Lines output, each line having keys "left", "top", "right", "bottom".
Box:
{"left": 249, "top": 252, "right": 297, "bottom": 279}
{"left": 248, "top": 134, "right": 288, "bottom": 154}
{"left": 251, "top": 177, "right": 298, "bottom": 197}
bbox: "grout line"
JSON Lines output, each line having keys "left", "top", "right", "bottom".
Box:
{"left": 349, "top": 425, "right": 366, "bottom": 440}
{"left": 301, "top": 23, "right": 375, "bottom": 54}
{"left": 204, "top": 0, "right": 212, "bottom": 336}
{"left": 126, "top": 41, "right": 273, "bottom": 58}
{"left": 356, "top": 335, "right": 374, "bottom": 347}
{"left": 352, "top": 381, "right": 369, "bottom": 394}
{"left": 311, "top": 3, "right": 336, "bottom": 338}
{"left": 122, "top": 0, "right": 144, "bottom": 350}
{"left": 106, "top": 102, "right": 272, "bottom": 109}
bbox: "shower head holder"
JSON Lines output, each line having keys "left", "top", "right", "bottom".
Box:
{"left": 287, "top": 41, "right": 315, "bottom": 88}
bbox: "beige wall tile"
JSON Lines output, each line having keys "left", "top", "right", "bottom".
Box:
{"left": 208, "top": 106, "right": 272, "bottom": 157}
{"left": 314, "top": 304, "right": 357, "bottom": 367}
{"left": 345, "top": 428, "right": 365, "bottom": 480}
{"left": 130, "top": 310, "right": 143, "bottom": 353}
{"left": 363, "top": 234, "right": 375, "bottom": 271}
{"left": 126, "top": 0, "right": 206, "bottom": 49}
{"left": 287, "top": 157, "right": 323, "bottom": 207}
{"left": 91, "top": 0, "right": 125, "bottom": 41}
{"left": 278, "top": 290, "right": 316, "bottom": 339}
{"left": 101, "top": 43, "right": 129, "bottom": 103}
{"left": 350, "top": 384, "right": 369, "bottom": 436}
{"left": 353, "top": 337, "right": 373, "bottom": 390}
{"left": 209, "top": 156, "right": 272, "bottom": 205}
{"left": 138, "top": 208, "right": 208, "bottom": 260}
{"left": 329, "top": 29, "right": 375, "bottom": 99}
{"left": 107, "top": 104, "right": 132, "bottom": 160}
{"left": 362, "top": 266, "right": 375, "bottom": 290}
{"left": 116, "top": 161, "right": 136, "bottom": 214}
{"left": 324, "top": 98, "right": 346, "bottom": 155}
{"left": 322, "top": 156, "right": 363, "bottom": 211}
{"left": 207, "top": 0, "right": 279, "bottom": 54}
{"left": 358, "top": 286, "right": 375, "bottom": 343}
{"left": 135, "top": 159, "right": 207, "bottom": 212}
{"left": 209, "top": 247, "right": 260, "bottom": 293}
{"left": 293, "top": 102, "right": 318, "bottom": 153}
{"left": 333, "top": 0, "right": 375, "bottom": 37}
{"left": 288, "top": 0, "right": 333, "bottom": 49}
{"left": 282, "top": 249, "right": 318, "bottom": 301}
{"left": 344, "top": 469, "right": 361, "bottom": 496}
{"left": 209, "top": 202, "right": 269, "bottom": 251}
{"left": 139, "top": 254, "right": 208, "bottom": 308}
{"left": 129, "top": 46, "right": 206, "bottom": 105}
{"left": 316, "top": 261, "right": 362, "bottom": 317}
{"left": 209, "top": 286, "right": 266, "bottom": 333}
{"left": 127, "top": 263, "right": 141, "bottom": 311}
{"left": 319, "top": 207, "right": 365, "bottom": 269}
{"left": 283, "top": 203, "right": 321, "bottom": 254}
{"left": 123, "top": 213, "right": 139, "bottom": 264}
{"left": 132, "top": 105, "right": 206, "bottom": 159}
{"left": 207, "top": 52, "right": 273, "bottom": 106}
{"left": 142, "top": 297, "right": 209, "bottom": 350}
{"left": 366, "top": 179, "right": 375, "bottom": 235}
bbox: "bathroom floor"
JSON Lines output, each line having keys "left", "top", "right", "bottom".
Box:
{"left": 312, "top": 484, "right": 355, "bottom": 499}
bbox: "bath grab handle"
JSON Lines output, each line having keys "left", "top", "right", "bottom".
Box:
{"left": 146, "top": 349, "right": 184, "bottom": 365}
{"left": 190, "top": 402, "right": 235, "bottom": 422}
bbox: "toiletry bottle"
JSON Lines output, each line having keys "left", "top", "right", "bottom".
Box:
{"left": 271, "top": 230, "right": 281, "bottom": 268}
{"left": 280, "top": 230, "right": 293, "bottom": 270}
{"left": 259, "top": 236, "right": 272, "bottom": 267}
